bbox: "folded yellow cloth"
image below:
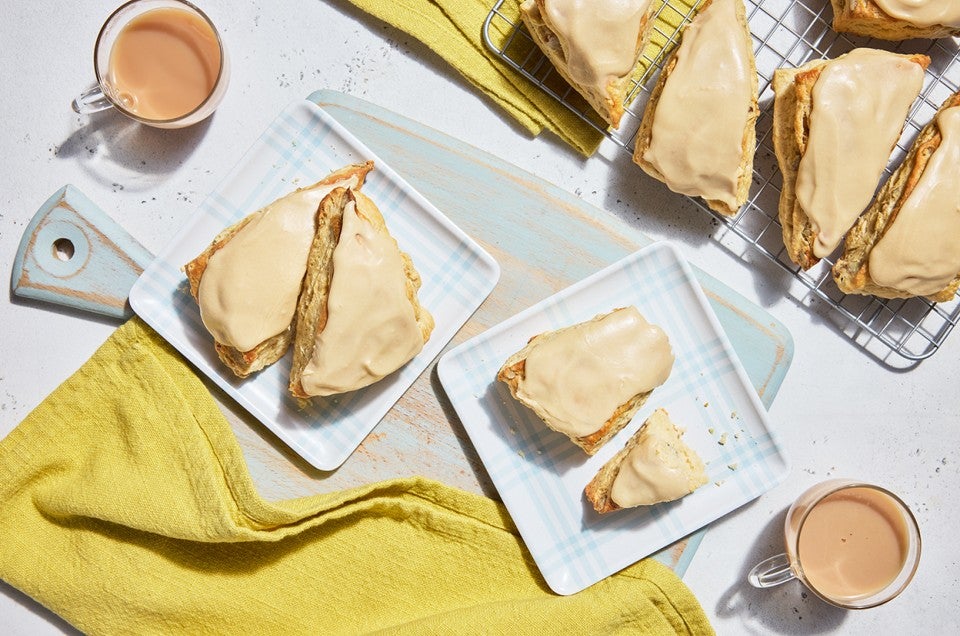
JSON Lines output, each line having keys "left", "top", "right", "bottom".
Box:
{"left": 0, "top": 319, "right": 714, "bottom": 635}
{"left": 341, "top": 0, "right": 699, "bottom": 157}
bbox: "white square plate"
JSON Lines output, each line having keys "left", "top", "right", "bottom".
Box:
{"left": 437, "top": 242, "right": 789, "bottom": 595}
{"left": 130, "top": 100, "right": 500, "bottom": 470}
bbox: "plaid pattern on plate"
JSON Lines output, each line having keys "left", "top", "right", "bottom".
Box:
{"left": 437, "top": 242, "right": 788, "bottom": 595}
{"left": 130, "top": 100, "right": 500, "bottom": 470}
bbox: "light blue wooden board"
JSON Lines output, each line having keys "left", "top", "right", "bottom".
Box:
{"left": 11, "top": 185, "right": 153, "bottom": 319}
{"left": 299, "top": 90, "right": 793, "bottom": 576}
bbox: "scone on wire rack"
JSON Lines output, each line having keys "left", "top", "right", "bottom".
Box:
{"left": 497, "top": 306, "right": 674, "bottom": 455}
{"left": 771, "top": 48, "right": 928, "bottom": 270}
{"left": 833, "top": 90, "right": 960, "bottom": 302}
{"left": 830, "top": 0, "right": 960, "bottom": 41}
{"left": 518, "top": 0, "right": 657, "bottom": 128}
{"left": 633, "top": 0, "right": 759, "bottom": 217}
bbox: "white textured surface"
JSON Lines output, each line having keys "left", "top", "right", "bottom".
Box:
{"left": 0, "top": 0, "right": 957, "bottom": 633}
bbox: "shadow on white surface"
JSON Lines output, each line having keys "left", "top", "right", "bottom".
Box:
{"left": 56, "top": 108, "right": 213, "bottom": 192}
{"left": 0, "top": 580, "right": 78, "bottom": 635}
{"left": 715, "top": 506, "right": 848, "bottom": 634}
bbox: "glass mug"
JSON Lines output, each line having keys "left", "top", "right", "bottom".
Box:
{"left": 72, "top": 0, "right": 229, "bottom": 128}
{"left": 748, "top": 479, "right": 921, "bottom": 609}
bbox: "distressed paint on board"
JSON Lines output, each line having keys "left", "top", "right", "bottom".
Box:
{"left": 214, "top": 91, "right": 794, "bottom": 577}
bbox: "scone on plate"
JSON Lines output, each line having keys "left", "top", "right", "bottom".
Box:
{"left": 772, "top": 48, "right": 928, "bottom": 270}
{"left": 833, "top": 90, "right": 960, "bottom": 302}
{"left": 519, "top": 0, "right": 657, "bottom": 128}
{"left": 288, "top": 187, "right": 434, "bottom": 399}
{"left": 633, "top": 0, "right": 759, "bottom": 217}
{"left": 584, "top": 408, "right": 707, "bottom": 514}
{"left": 830, "top": 0, "right": 960, "bottom": 41}
{"left": 497, "top": 306, "right": 674, "bottom": 455}
{"left": 183, "top": 162, "right": 374, "bottom": 377}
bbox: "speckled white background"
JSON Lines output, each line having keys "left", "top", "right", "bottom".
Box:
{"left": 1, "top": 1, "right": 958, "bottom": 634}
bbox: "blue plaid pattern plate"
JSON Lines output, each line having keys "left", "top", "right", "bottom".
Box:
{"left": 130, "top": 100, "right": 499, "bottom": 470}
{"left": 437, "top": 242, "right": 788, "bottom": 595}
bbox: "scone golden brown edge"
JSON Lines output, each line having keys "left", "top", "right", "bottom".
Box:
{"left": 771, "top": 52, "right": 930, "bottom": 270}
{"left": 288, "top": 187, "right": 434, "bottom": 400}
{"left": 632, "top": 0, "right": 759, "bottom": 217}
{"left": 830, "top": 0, "right": 960, "bottom": 41}
{"left": 584, "top": 408, "right": 707, "bottom": 514}
{"left": 496, "top": 307, "right": 669, "bottom": 456}
{"left": 183, "top": 162, "right": 374, "bottom": 378}
{"left": 518, "top": 0, "right": 656, "bottom": 128}
{"left": 833, "top": 90, "right": 960, "bottom": 302}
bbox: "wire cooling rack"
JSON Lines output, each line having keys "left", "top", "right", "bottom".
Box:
{"left": 483, "top": 0, "right": 960, "bottom": 363}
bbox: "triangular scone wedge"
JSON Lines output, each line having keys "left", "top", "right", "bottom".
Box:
{"left": 633, "top": 0, "right": 759, "bottom": 216}
{"left": 772, "top": 49, "right": 928, "bottom": 270}
{"left": 833, "top": 91, "right": 960, "bottom": 303}
{"left": 289, "top": 188, "right": 434, "bottom": 399}
{"left": 584, "top": 408, "right": 707, "bottom": 514}
{"left": 830, "top": 0, "right": 960, "bottom": 41}
{"left": 519, "top": 0, "right": 656, "bottom": 128}
{"left": 497, "top": 306, "right": 674, "bottom": 455}
{"left": 183, "top": 162, "right": 374, "bottom": 377}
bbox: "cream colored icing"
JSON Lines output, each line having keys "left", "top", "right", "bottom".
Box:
{"left": 796, "top": 48, "right": 924, "bottom": 258}
{"left": 198, "top": 175, "right": 360, "bottom": 352}
{"left": 516, "top": 306, "right": 674, "bottom": 439}
{"left": 642, "top": 0, "right": 754, "bottom": 209}
{"left": 542, "top": 0, "right": 651, "bottom": 94}
{"left": 872, "top": 0, "right": 960, "bottom": 29}
{"left": 298, "top": 195, "right": 424, "bottom": 396}
{"left": 610, "top": 409, "right": 707, "bottom": 508}
{"left": 868, "top": 106, "right": 960, "bottom": 296}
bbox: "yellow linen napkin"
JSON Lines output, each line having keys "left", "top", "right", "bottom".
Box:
{"left": 0, "top": 319, "right": 714, "bottom": 635}
{"left": 340, "top": 0, "right": 700, "bottom": 157}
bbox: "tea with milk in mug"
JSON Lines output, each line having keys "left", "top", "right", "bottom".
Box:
{"left": 795, "top": 486, "right": 910, "bottom": 602}
{"left": 107, "top": 7, "right": 221, "bottom": 121}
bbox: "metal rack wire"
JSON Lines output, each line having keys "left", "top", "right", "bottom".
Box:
{"left": 483, "top": 0, "right": 960, "bottom": 362}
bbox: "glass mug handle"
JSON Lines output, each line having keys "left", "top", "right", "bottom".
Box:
{"left": 71, "top": 83, "right": 114, "bottom": 115}
{"left": 747, "top": 553, "right": 797, "bottom": 588}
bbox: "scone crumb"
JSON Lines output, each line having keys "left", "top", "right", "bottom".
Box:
{"left": 718, "top": 432, "right": 728, "bottom": 445}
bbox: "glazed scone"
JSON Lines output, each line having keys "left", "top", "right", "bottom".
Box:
{"left": 634, "top": 0, "right": 759, "bottom": 216}
{"left": 519, "top": 0, "right": 657, "bottom": 128}
{"left": 772, "top": 49, "right": 928, "bottom": 269}
{"left": 289, "top": 188, "right": 434, "bottom": 399}
{"left": 497, "top": 306, "right": 674, "bottom": 455}
{"left": 833, "top": 91, "right": 960, "bottom": 302}
{"left": 584, "top": 408, "right": 707, "bottom": 513}
{"left": 830, "top": 0, "right": 960, "bottom": 41}
{"left": 184, "top": 162, "right": 374, "bottom": 377}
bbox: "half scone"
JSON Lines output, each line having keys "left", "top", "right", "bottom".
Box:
{"left": 772, "top": 48, "right": 928, "bottom": 270}
{"left": 519, "top": 0, "right": 657, "bottom": 128}
{"left": 184, "top": 162, "right": 374, "bottom": 377}
{"left": 633, "top": 0, "right": 759, "bottom": 217}
{"left": 497, "top": 306, "right": 674, "bottom": 455}
{"left": 830, "top": 0, "right": 960, "bottom": 41}
{"left": 289, "top": 187, "right": 434, "bottom": 399}
{"left": 833, "top": 91, "right": 960, "bottom": 302}
{"left": 584, "top": 408, "right": 707, "bottom": 514}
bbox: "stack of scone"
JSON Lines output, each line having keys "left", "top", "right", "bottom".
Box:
{"left": 184, "top": 162, "right": 434, "bottom": 399}
{"left": 771, "top": 48, "right": 929, "bottom": 270}
{"left": 832, "top": 90, "right": 960, "bottom": 302}
{"left": 497, "top": 306, "right": 708, "bottom": 514}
